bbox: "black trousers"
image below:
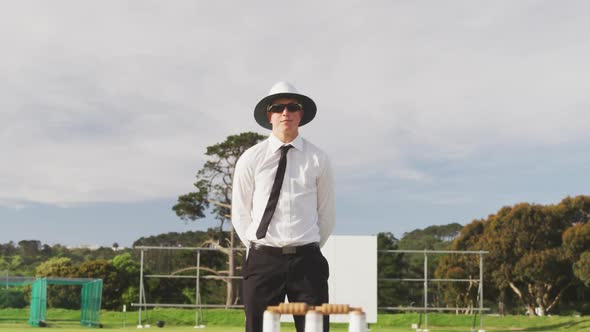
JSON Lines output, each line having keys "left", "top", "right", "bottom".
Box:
{"left": 242, "top": 244, "right": 330, "bottom": 332}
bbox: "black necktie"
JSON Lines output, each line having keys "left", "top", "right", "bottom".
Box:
{"left": 256, "top": 145, "right": 293, "bottom": 239}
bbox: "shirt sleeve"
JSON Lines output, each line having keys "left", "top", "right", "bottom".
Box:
{"left": 232, "top": 152, "right": 254, "bottom": 248}
{"left": 317, "top": 154, "right": 336, "bottom": 248}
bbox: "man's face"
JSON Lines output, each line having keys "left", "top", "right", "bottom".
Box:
{"left": 266, "top": 97, "right": 304, "bottom": 133}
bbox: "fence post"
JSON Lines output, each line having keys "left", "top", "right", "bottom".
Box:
{"left": 424, "top": 250, "right": 428, "bottom": 331}
{"left": 480, "top": 253, "right": 484, "bottom": 331}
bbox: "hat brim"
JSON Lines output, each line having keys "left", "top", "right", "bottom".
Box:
{"left": 254, "top": 93, "right": 316, "bottom": 130}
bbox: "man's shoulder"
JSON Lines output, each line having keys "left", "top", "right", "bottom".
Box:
{"left": 238, "top": 137, "right": 269, "bottom": 163}
{"left": 301, "top": 137, "right": 329, "bottom": 157}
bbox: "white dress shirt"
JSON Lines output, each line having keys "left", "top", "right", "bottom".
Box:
{"left": 232, "top": 134, "right": 335, "bottom": 248}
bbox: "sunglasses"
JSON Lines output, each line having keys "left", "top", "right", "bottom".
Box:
{"left": 267, "top": 103, "right": 303, "bottom": 113}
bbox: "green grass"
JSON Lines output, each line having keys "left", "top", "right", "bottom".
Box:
{"left": 1, "top": 308, "right": 589, "bottom": 331}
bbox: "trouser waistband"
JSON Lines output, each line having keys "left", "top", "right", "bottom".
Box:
{"left": 249, "top": 242, "right": 320, "bottom": 255}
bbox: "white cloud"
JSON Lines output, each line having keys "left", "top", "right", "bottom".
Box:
{"left": 2, "top": 1, "right": 589, "bottom": 207}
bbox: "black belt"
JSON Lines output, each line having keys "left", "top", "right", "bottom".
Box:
{"left": 250, "top": 242, "right": 320, "bottom": 255}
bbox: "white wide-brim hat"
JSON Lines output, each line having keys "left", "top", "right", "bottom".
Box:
{"left": 254, "top": 81, "right": 317, "bottom": 130}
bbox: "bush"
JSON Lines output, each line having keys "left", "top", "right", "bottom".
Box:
{"left": 0, "top": 288, "right": 27, "bottom": 308}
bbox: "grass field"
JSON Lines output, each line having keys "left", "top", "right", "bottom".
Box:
{"left": 1, "top": 308, "right": 589, "bottom": 331}
{"left": 1, "top": 323, "right": 590, "bottom": 332}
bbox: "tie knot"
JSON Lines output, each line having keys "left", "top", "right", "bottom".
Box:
{"left": 280, "top": 145, "right": 293, "bottom": 154}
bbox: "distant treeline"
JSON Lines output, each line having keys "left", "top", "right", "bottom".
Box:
{"left": 0, "top": 231, "right": 223, "bottom": 310}
{"left": 1, "top": 195, "right": 589, "bottom": 316}
{"left": 379, "top": 195, "right": 590, "bottom": 316}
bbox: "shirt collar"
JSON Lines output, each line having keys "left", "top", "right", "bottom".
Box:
{"left": 268, "top": 133, "right": 303, "bottom": 153}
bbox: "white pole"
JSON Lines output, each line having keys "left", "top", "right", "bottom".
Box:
{"left": 348, "top": 311, "right": 367, "bottom": 332}
{"left": 305, "top": 310, "right": 323, "bottom": 332}
{"left": 195, "top": 250, "right": 205, "bottom": 328}
{"left": 262, "top": 310, "right": 280, "bottom": 332}
{"left": 479, "top": 253, "right": 485, "bottom": 332}
{"left": 424, "top": 251, "right": 428, "bottom": 332}
{"left": 138, "top": 249, "right": 145, "bottom": 328}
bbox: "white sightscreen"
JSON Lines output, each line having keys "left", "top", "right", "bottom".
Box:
{"left": 282, "top": 235, "right": 377, "bottom": 323}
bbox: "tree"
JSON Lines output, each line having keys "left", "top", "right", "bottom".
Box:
{"left": 561, "top": 201, "right": 590, "bottom": 288}
{"left": 133, "top": 230, "right": 230, "bottom": 305}
{"left": 0, "top": 241, "right": 17, "bottom": 256}
{"left": 440, "top": 197, "right": 590, "bottom": 316}
{"left": 18, "top": 240, "right": 42, "bottom": 264}
{"left": 35, "top": 257, "right": 78, "bottom": 308}
{"left": 173, "top": 131, "right": 265, "bottom": 307}
{"left": 377, "top": 232, "right": 412, "bottom": 307}
{"left": 574, "top": 251, "right": 590, "bottom": 286}
{"left": 0, "top": 288, "right": 27, "bottom": 308}
{"left": 481, "top": 203, "right": 572, "bottom": 316}
{"left": 112, "top": 253, "right": 141, "bottom": 307}
{"left": 559, "top": 195, "right": 590, "bottom": 225}
{"left": 435, "top": 221, "right": 486, "bottom": 314}
{"left": 397, "top": 223, "right": 464, "bottom": 307}
{"left": 78, "top": 259, "right": 120, "bottom": 310}
{"left": 563, "top": 222, "right": 590, "bottom": 260}
{"left": 398, "top": 223, "right": 463, "bottom": 250}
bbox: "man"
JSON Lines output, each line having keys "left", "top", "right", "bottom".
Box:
{"left": 232, "top": 81, "right": 335, "bottom": 332}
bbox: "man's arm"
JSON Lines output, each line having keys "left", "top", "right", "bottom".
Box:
{"left": 317, "top": 155, "right": 335, "bottom": 248}
{"left": 232, "top": 154, "right": 254, "bottom": 248}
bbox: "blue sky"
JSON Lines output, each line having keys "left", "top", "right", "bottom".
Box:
{"left": 1, "top": 1, "right": 589, "bottom": 247}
